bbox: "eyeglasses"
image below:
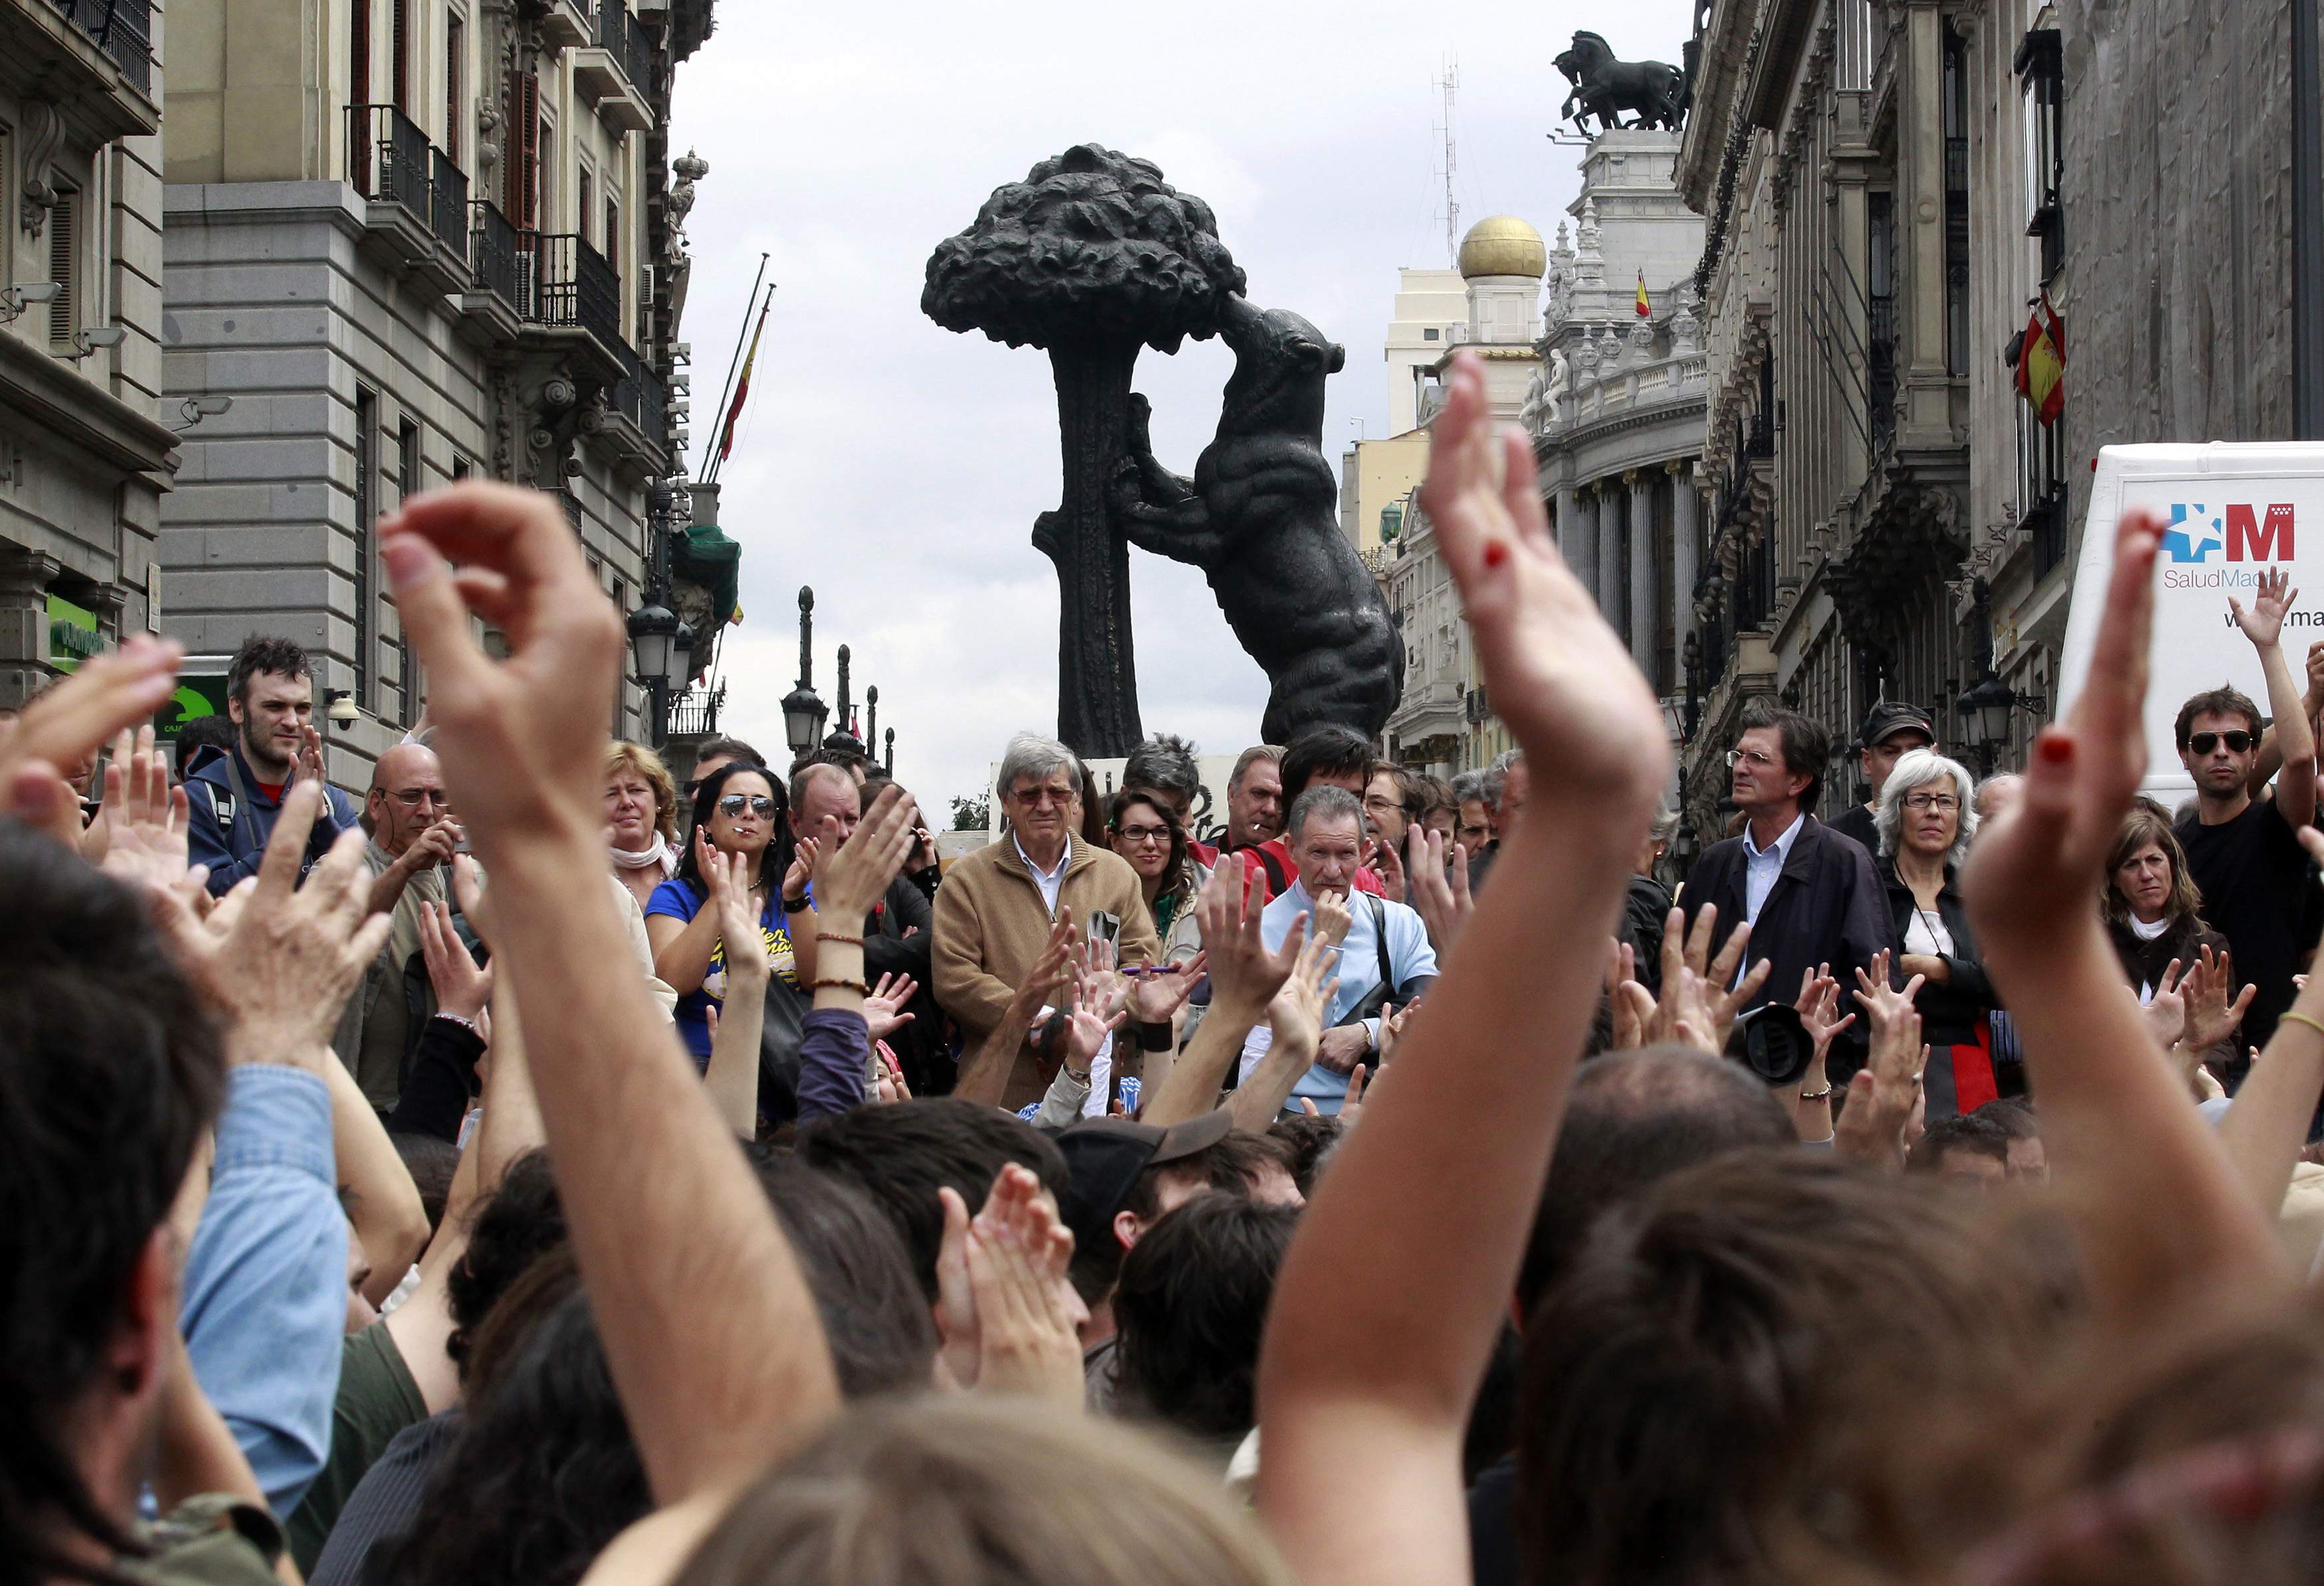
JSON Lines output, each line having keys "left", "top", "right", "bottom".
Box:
{"left": 1010, "top": 786, "right": 1074, "bottom": 810}
{"left": 717, "top": 794, "right": 778, "bottom": 819}
{"left": 1115, "top": 824, "right": 1172, "bottom": 845}
{"left": 386, "top": 787, "right": 449, "bottom": 809}
{"left": 1362, "top": 794, "right": 1407, "bottom": 815}
{"left": 1725, "top": 748, "right": 1780, "bottom": 770}
{"left": 2188, "top": 730, "right": 2255, "bottom": 755}
{"left": 1900, "top": 793, "right": 1959, "bottom": 814}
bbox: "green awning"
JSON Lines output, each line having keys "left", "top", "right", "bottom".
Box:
{"left": 673, "top": 521, "right": 742, "bottom": 625}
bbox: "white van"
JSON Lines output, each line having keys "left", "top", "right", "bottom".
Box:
{"left": 2058, "top": 443, "right": 2324, "bottom": 805}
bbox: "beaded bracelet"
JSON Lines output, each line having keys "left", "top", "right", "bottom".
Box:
{"left": 815, "top": 931, "right": 867, "bottom": 946}
{"left": 809, "top": 976, "right": 870, "bottom": 995}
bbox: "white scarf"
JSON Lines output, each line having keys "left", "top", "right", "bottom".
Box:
{"left": 611, "top": 836, "right": 676, "bottom": 876}
{"left": 2129, "top": 914, "right": 2171, "bottom": 940}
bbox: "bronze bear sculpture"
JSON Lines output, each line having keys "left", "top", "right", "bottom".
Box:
{"left": 1109, "top": 295, "right": 1404, "bottom": 745}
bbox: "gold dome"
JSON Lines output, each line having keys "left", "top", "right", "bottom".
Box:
{"left": 1457, "top": 215, "right": 1548, "bottom": 280}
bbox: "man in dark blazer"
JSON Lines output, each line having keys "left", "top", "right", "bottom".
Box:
{"left": 1681, "top": 701, "right": 1896, "bottom": 1073}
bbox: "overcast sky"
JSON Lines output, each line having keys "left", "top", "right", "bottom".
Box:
{"left": 665, "top": 0, "right": 1696, "bottom": 817}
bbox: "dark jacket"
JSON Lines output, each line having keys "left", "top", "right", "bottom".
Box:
{"left": 1623, "top": 874, "right": 1673, "bottom": 994}
{"left": 865, "top": 870, "right": 943, "bottom": 1091}
{"left": 2109, "top": 911, "right": 2240, "bottom": 1081}
{"left": 1680, "top": 814, "right": 1897, "bottom": 1064}
{"left": 185, "top": 742, "right": 361, "bottom": 896}
{"left": 1878, "top": 860, "right": 1996, "bottom": 1046}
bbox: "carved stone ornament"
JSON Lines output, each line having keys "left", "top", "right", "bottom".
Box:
{"left": 20, "top": 102, "right": 65, "bottom": 242}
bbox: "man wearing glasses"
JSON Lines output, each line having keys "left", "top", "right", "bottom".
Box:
{"left": 334, "top": 742, "right": 467, "bottom": 1113}
{"left": 1679, "top": 701, "right": 1894, "bottom": 1069}
{"left": 2173, "top": 566, "right": 2315, "bottom": 1062}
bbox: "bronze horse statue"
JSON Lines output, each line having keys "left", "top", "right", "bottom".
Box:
{"left": 1556, "top": 31, "right": 1687, "bottom": 133}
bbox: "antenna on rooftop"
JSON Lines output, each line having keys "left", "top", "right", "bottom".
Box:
{"left": 1433, "top": 59, "right": 1460, "bottom": 268}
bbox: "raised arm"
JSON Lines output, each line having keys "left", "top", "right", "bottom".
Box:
{"left": 1961, "top": 510, "right": 2286, "bottom": 1318}
{"left": 321, "top": 1049, "right": 430, "bottom": 1305}
{"left": 2246, "top": 639, "right": 2324, "bottom": 799}
{"left": 1140, "top": 866, "right": 1307, "bottom": 1127}
{"left": 1255, "top": 351, "right": 1671, "bottom": 1586}
{"left": 382, "top": 483, "right": 839, "bottom": 1515}
{"left": 702, "top": 847, "right": 768, "bottom": 1137}
{"left": 2233, "top": 567, "right": 2317, "bottom": 829}
{"left": 2215, "top": 839, "right": 2324, "bottom": 1222}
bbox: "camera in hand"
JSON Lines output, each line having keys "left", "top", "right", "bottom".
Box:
{"left": 1726, "top": 1002, "right": 1813, "bottom": 1088}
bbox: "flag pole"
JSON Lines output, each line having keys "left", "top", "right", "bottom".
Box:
{"left": 708, "top": 285, "right": 774, "bottom": 485}
{"left": 699, "top": 254, "right": 770, "bottom": 486}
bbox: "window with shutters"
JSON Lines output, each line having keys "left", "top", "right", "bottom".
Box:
{"left": 507, "top": 69, "right": 539, "bottom": 225}
{"left": 352, "top": 0, "right": 372, "bottom": 110}
{"left": 396, "top": 420, "right": 419, "bottom": 724}
{"left": 576, "top": 163, "right": 594, "bottom": 245}
{"left": 604, "top": 193, "right": 620, "bottom": 275}
{"left": 47, "top": 188, "right": 78, "bottom": 347}
{"left": 391, "top": 0, "right": 410, "bottom": 113}
{"left": 446, "top": 15, "right": 465, "bottom": 163}
{"left": 353, "top": 389, "right": 378, "bottom": 710}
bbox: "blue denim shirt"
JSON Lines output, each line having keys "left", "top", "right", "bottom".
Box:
{"left": 181, "top": 1066, "right": 348, "bottom": 1518}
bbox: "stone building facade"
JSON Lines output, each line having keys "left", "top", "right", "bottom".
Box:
{"left": 0, "top": 0, "right": 175, "bottom": 708}
{"left": 157, "top": 0, "right": 714, "bottom": 776}
{"left": 1678, "top": 0, "right": 2306, "bottom": 849}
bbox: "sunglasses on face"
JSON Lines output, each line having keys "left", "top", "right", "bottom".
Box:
{"left": 717, "top": 794, "right": 778, "bottom": 819}
{"left": 2189, "top": 731, "right": 2255, "bottom": 755}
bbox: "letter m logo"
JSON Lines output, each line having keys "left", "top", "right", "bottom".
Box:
{"left": 2228, "top": 503, "right": 2295, "bottom": 562}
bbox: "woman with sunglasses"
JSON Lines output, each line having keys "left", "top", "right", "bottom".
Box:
{"left": 1108, "top": 789, "right": 1208, "bottom": 967}
{"left": 646, "top": 760, "right": 803, "bottom": 1067}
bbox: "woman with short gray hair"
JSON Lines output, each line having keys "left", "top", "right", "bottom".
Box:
{"left": 1873, "top": 748, "right": 2004, "bottom": 1119}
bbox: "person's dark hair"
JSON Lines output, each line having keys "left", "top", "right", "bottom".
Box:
{"left": 1267, "top": 1113, "right": 1343, "bottom": 1198}
{"left": 390, "top": 1131, "right": 463, "bottom": 1233}
{"left": 1974, "top": 1097, "right": 2041, "bottom": 1141}
{"left": 444, "top": 1150, "right": 569, "bottom": 1378}
{"left": 1074, "top": 758, "right": 1108, "bottom": 848}
{"left": 1078, "top": 1132, "right": 1289, "bottom": 1305}
{"left": 1278, "top": 726, "right": 1374, "bottom": 803}
{"left": 1517, "top": 1150, "right": 2064, "bottom": 1586}
{"left": 1413, "top": 772, "right": 1456, "bottom": 827}
{"left": 1517, "top": 1046, "right": 1794, "bottom": 1314}
{"left": 671, "top": 1395, "right": 1298, "bottom": 1586}
{"left": 1908, "top": 1110, "right": 2014, "bottom": 1175}
{"left": 677, "top": 759, "right": 793, "bottom": 898}
{"left": 691, "top": 736, "right": 765, "bottom": 775}
{"left": 1123, "top": 734, "right": 1203, "bottom": 812}
{"left": 794, "top": 1099, "right": 1068, "bottom": 1303}
{"left": 2175, "top": 685, "right": 2264, "bottom": 751}
{"left": 173, "top": 712, "right": 239, "bottom": 778}
{"left": 1113, "top": 1196, "right": 1301, "bottom": 1443}
{"left": 225, "top": 634, "right": 315, "bottom": 704}
{"left": 0, "top": 827, "right": 226, "bottom": 1580}
{"left": 384, "top": 1259, "right": 649, "bottom": 1586}
{"left": 2102, "top": 805, "right": 2206, "bottom": 929}
{"left": 1737, "top": 699, "right": 1831, "bottom": 815}
{"left": 748, "top": 1150, "right": 938, "bottom": 1396}
{"left": 1108, "top": 789, "right": 1194, "bottom": 915}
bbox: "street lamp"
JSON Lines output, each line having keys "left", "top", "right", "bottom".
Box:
{"left": 665, "top": 619, "right": 697, "bottom": 696}
{"left": 627, "top": 599, "right": 679, "bottom": 688}
{"left": 865, "top": 684, "right": 878, "bottom": 752}
{"left": 1955, "top": 676, "right": 2015, "bottom": 771}
{"left": 884, "top": 726, "right": 894, "bottom": 774}
{"left": 823, "top": 643, "right": 863, "bottom": 753}
{"left": 781, "top": 586, "right": 827, "bottom": 758}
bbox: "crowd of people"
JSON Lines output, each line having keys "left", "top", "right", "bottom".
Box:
{"left": 10, "top": 349, "right": 2324, "bottom": 1586}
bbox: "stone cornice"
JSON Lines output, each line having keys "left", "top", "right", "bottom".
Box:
{"left": 0, "top": 329, "right": 177, "bottom": 477}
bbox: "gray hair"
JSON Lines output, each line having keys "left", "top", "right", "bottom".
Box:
{"left": 1648, "top": 798, "right": 1682, "bottom": 844}
{"left": 1123, "top": 734, "right": 1202, "bottom": 805}
{"left": 1482, "top": 749, "right": 1525, "bottom": 813}
{"left": 1287, "top": 784, "right": 1364, "bottom": 843}
{"left": 995, "top": 732, "right": 1076, "bottom": 801}
{"left": 1451, "top": 769, "right": 1487, "bottom": 805}
{"left": 1874, "top": 748, "right": 1979, "bottom": 864}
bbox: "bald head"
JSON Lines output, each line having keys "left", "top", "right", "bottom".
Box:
{"left": 366, "top": 743, "right": 448, "bottom": 857}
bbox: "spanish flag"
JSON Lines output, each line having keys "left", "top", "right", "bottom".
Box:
{"left": 2017, "top": 293, "right": 2064, "bottom": 428}
{"left": 719, "top": 286, "right": 772, "bottom": 463}
{"left": 1635, "top": 270, "right": 1651, "bottom": 318}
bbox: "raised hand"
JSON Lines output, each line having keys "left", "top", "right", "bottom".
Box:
{"left": 708, "top": 848, "right": 769, "bottom": 992}
{"left": 450, "top": 853, "right": 494, "bottom": 949}
{"left": 418, "top": 898, "right": 493, "bottom": 1022}
{"left": 1851, "top": 949, "right": 1924, "bottom": 1040}
{"left": 0, "top": 634, "right": 182, "bottom": 847}
{"left": 863, "top": 973, "right": 919, "bottom": 1042}
{"left": 1309, "top": 886, "right": 1355, "bottom": 952}
{"left": 814, "top": 786, "right": 918, "bottom": 923}
{"left": 1607, "top": 940, "right": 1645, "bottom": 1051}
{"left": 1793, "top": 963, "right": 1854, "bottom": 1066}
{"left": 97, "top": 726, "right": 197, "bottom": 896}
{"left": 1195, "top": 860, "right": 1307, "bottom": 1018}
{"left": 2138, "top": 958, "right": 2189, "bottom": 1058}
{"left": 783, "top": 835, "right": 820, "bottom": 902}
{"left": 1124, "top": 953, "right": 1206, "bottom": 1024}
{"left": 1370, "top": 832, "right": 1407, "bottom": 905}
{"left": 2230, "top": 564, "right": 2298, "bottom": 650}
{"left": 2183, "top": 944, "right": 2257, "bottom": 1054}
{"left": 935, "top": 1164, "right": 1084, "bottom": 1405}
{"left": 1268, "top": 933, "right": 1343, "bottom": 1066}
{"left": 1404, "top": 823, "right": 1475, "bottom": 955}
{"left": 151, "top": 779, "right": 390, "bottom": 1071}
{"left": 1834, "top": 1003, "right": 1924, "bottom": 1174}
{"left": 1420, "top": 349, "right": 1671, "bottom": 811}
{"left": 287, "top": 722, "right": 328, "bottom": 791}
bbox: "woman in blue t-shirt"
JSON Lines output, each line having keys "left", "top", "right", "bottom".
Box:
{"left": 645, "top": 761, "right": 805, "bottom": 1063}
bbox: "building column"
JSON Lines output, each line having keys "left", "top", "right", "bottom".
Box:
{"left": 0, "top": 548, "right": 62, "bottom": 712}
{"left": 1566, "top": 482, "right": 1600, "bottom": 611}
{"left": 1596, "top": 480, "right": 1625, "bottom": 635}
{"left": 1669, "top": 460, "right": 1700, "bottom": 669}
{"left": 1627, "top": 468, "right": 1657, "bottom": 676}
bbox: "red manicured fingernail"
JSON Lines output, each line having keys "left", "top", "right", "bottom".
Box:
{"left": 2037, "top": 734, "right": 2072, "bottom": 764}
{"left": 1483, "top": 540, "right": 1509, "bottom": 570}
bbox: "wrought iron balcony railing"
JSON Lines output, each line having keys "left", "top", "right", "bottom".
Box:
{"left": 42, "top": 0, "right": 149, "bottom": 92}
{"left": 469, "top": 198, "right": 521, "bottom": 310}
{"left": 347, "top": 105, "right": 470, "bottom": 255}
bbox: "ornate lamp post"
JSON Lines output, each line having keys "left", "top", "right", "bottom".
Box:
{"left": 884, "top": 726, "right": 894, "bottom": 774}
{"left": 865, "top": 684, "right": 878, "bottom": 753}
{"left": 823, "top": 643, "right": 864, "bottom": 754}
{"left": 624, "top": 481, "right": 695, "bottom": 746}
{"left": 780, "top": 586, "right": 829, "bottom": 760}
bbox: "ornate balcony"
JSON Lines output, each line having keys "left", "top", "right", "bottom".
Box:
{"left": 345, "top": 104, "right": 471, "bottom": 293}
{"left": 12, "top": 0, "right": 156, "bottom": 134}
{"left": 573, "top": 0, "right": 655, "bottom": 132}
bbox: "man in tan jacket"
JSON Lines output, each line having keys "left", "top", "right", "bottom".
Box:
{"left": 934, "top": 732, "right": 1159, "bottom": 1110}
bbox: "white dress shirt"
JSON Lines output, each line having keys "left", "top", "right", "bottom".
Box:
{"left": 1013, "top": 831, "right": 1071, "bottom": 917}
{"left": 1741, "top": 811, "right": 1807, "bottom": 925}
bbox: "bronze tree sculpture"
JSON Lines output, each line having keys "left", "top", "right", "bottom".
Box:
{"left": 923, "top": 144, "right": 1245, "bottom": 757}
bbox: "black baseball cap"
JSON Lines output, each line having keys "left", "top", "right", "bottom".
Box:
{"left": 1859, "top": 702, "right": 1936, "bottom": 750}
{"left": 1054, "top": 1109, "right": 1234, "bottom": 1253}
